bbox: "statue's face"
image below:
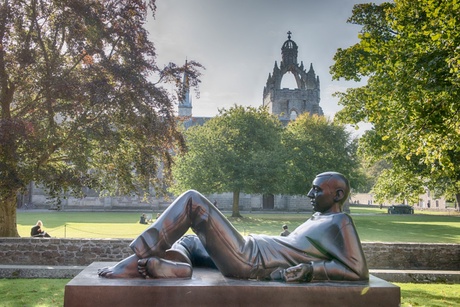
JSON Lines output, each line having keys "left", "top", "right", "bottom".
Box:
{"left": 307, "top": 176, "right": 339, "bottom": 213}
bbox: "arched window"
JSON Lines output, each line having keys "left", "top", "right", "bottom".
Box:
{"left": 290, "top": 110, "right": 298, "bottom": 120}
{"left": 280, "top": 72, "right": 298, "bottom": 89}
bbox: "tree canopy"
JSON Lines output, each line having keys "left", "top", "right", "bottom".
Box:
{"left": 171, "top": 105, "right": 284, "bottom": 217}
{"left": 283, "top": 114, "right": 365, "bottom": 195}
{"left": 330, "top": 1, "right": 460, "bottom": 204}
{"left": 0, "top": 0, "right": 203, "bottom": 236}
{"left": 172, "top": 107, "right": 366, "bottom": 215}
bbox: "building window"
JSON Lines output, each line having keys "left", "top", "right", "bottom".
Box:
{"left": 281, "top": 72, "right": 297, "bottom": 89}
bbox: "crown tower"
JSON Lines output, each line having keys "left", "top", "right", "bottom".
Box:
{"left": 263, "top": 32, "right": 322, "bottom": 123}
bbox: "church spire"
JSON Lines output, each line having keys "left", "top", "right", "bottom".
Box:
{"left": 178, "top": 59, "right": 192, "bottom": 117}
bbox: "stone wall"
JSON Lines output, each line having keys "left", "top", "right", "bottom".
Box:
{"left": 0, "top": 238, "right": 133, "bottom": 266}
{"left": 362, "top": 242, "right": 459, "bottom": 270}
{"left": 0, "top": 238, "right": 458, "bottom": 270}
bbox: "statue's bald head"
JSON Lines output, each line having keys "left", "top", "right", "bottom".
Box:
{"left": 315, "top": 172, "right": 350, "bottom": 206}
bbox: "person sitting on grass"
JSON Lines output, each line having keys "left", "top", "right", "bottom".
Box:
{"left": 31, "top": 220, "right": 51, "bottom": 238}
{"left": 98, "top": 172, "right": 368, "bottom": 283}
{"left": 139, "top": 213, "right": 148, "bottom": 225}
{"left": 280, "top": 224, "right": 290, "bottom": 237}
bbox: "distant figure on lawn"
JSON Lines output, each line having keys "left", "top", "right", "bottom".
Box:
{"left": 31, "top": 220, "right": 51, "bottom": 237}
{"left": 280, "top": 225, "right": 290, "bottom": 237}
{"left": 139, "top": 214, "right": 148, "bottom": 225}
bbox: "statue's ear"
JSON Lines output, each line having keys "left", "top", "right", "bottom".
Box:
{"left": 334, "top": 189, "right": 345, "bottom": 202}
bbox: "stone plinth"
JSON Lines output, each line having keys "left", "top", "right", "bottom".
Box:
{"left": 64, "top": 262, "right": 400, "bottom": 307}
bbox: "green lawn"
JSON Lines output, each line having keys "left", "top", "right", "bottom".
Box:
{"left": 5, "top": 208, "right": 460, "bottom": 306}
{"left": 0, "top": 279, "right": 459, "bottom": 307}
{"left": 16, "top": 209, "right": 460, "bottom": 243}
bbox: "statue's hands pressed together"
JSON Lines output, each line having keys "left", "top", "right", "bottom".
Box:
{"left": 283, "top": 263, "right": 313, "bottom": 282}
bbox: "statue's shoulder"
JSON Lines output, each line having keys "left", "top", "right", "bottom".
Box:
{"left": 321, "top": 212, "right": 354, "bottom": 226}
{"left": 333, "top": 212, "right": 357, "bottom": 229}
{"left": 315, "top": 212, "right": 349, "bottom": 219}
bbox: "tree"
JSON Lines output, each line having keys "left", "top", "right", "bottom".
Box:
{"left": 330, "top": 1, "right": 460, "bottom": 207}
{"left": 0, "top": 0, "right": 203, "bottom": 236}
{"left": 171, "top": 105, "right": 284, "bottom": 217}
{"left": 371, "top": 167, "right": 425, "bottom": 205}
{"left": 283, "top": 114, "right": 365, "bottom": 195}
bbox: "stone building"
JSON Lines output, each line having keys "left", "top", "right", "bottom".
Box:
{"left": 349, "top": 192, "right": 446, "bottom": 209}
{"left": 178, "top": 60, "right": 193, "bottom": 118}
{"left": 22, "top": 32, "right": 321, "bottom": 212}
{"left": 263, "top": 31, "right": 323, "bottom": 124}
{"left": 178, "top": 32, "right": 320, "bottom": 211}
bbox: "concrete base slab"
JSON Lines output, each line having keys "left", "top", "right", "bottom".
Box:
{"left": 65, "top": 262, "right": 400, "bottom": 307}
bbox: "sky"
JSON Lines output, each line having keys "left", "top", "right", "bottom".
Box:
{"left": 146, "top": 0, "right": 385, "bottom": 134}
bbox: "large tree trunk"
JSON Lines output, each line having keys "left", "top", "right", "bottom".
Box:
{"left": 231, "top": 189, "right": 242, "bottom": 217}
{"left": 0, "top": 191, "right": 20, "bottom": 237}
{"left": 0, "top": 17, "right": 19, "bottom": 237}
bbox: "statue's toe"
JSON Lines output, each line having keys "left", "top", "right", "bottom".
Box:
{"left": 137, "top": 258, "right": 151, "bottom": 277}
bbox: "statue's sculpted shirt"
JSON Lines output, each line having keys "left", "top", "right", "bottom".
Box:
{"left": 250, "top": 212, "right": 368, "bottom": 281}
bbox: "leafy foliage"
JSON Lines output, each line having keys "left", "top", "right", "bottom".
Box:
{"left": 172, "top": 107, "right": 366, "bottom": 216}
{"left": 171, "top": 105, "right": 284, "bottom": 216}
{"left": 0, "top": 0, "right": 203, "bottom": 236}
{"left": 283, "top": 114, "right": 365, "bottom": 195}
{"left": 330, "top": 1, "right": 460, "bottom": 204}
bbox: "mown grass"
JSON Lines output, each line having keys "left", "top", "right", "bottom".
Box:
{"left": 0, "top": 279, "right": 65, "bottom": 307}
{"left": 396, "top": 282, "right": 460, "bottom": 307}
{"left": 5, "top": 208, "right": 460, "bottom": 306}
{"left": 16, "top": 208, "right": 460, "bottom": 243}
{"left": 0, "top": 279, "right": 459, "bottom": 307}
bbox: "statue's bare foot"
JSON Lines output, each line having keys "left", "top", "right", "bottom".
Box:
{"left": 138, "top": 257, "right": 192, "bottom": 279}
{"left": 164, "top": 248, "right": 192, "bottom": 266}
{"left": 98, "top": 254, "right": 141, "bottom": 278}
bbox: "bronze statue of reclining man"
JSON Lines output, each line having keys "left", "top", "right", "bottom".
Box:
{"left": 98, "top": 172, "right": 368, "bottom": 283}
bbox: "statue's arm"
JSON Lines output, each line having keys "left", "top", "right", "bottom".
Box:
{"left": 280, "top": 257, "right": 368, "bottom": 283}
{"left": 283, "top": 221, "right": 368, "bottom": 283}
{"left": 308, "top": 258, "right": 368, "bottom": 282}
{"left": 308, "top": 221, "right": 369, "bottom": 282}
